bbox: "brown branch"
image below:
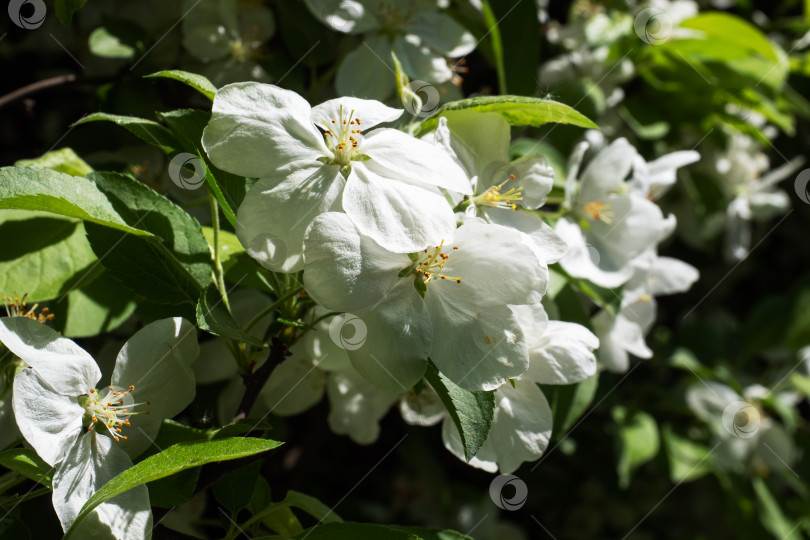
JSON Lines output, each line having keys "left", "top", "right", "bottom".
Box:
{"left": 0, "top": 74, "right": 77, "bottom": 109}
{"left": 235, "top": 337, "right": 289, "bottom": 418}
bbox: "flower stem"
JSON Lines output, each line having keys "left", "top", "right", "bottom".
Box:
{"left": 235, "top": 337, "right": 288, "bottom": 418}
{"left": 243, "top": 286, "right": 304, "bottom": 334}
{"left": 209, "top": 195, "right": 231, "bottom": 313}
{"left": 480, "top": 0, "right": 508, "bottom": 94}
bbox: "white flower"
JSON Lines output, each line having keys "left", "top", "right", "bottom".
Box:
{"left": 556, "top": 139, "right": 684, "bottom": 288}
{"left": 592, "top": 250, "right": 698, "bottom": 372}
{"left": 0, "top": 317, "right": 199, "bottom": 539}
{"left": 303, "top": 212, "right": 547, "bottom": 392}
{"left": 708, "top": 133, "right": 802, "bottom": 261}
{"left": 202, "top": 83, "right": 471, "bottom": 271}
{"left": 686, "top": 381, "right": 798, "bottom": 474}
{"left": 305, "top": 0, "right": 475, "bottom": 99}
{"left": 442, "top": 303, "right": 598, "bottom": 473}
{"left": 181, "top": 0, "right": 275, "bottom": 85}
{"left": 430, "top": 113, "right": 569, "bottom": 265}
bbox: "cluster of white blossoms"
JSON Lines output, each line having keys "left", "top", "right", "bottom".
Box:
{"left": 200, "top": 82, "right": 699, "bottom": 472}
{"left": 0, "top": 317, "right": 199, "bottom": 539}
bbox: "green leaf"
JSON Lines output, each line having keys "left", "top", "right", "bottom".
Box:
{"left": 88, "top": 27, "right": 135, "bottom": 59}
{"left": 269, "top": 522, "right": 472, "bottom": 540}
{"left": 145, "top": 70, "right": 218, "bottom": 101}
{"left": 661, "top": 425, "right": 712, "bottom": 483}
{"left": 613, "top": 407, "right": 659, "bottom": 489}
{"left": 148, "top": 468, "right": 200, "bottom": 508}
{"left": 56, "top": 270, "right": 137, "bottom": 338}
{"left": 213, "top": 461, "right": 262, "bottom": 512}
{"left": 158, "top": 109, "right": 255, "bottom": 226}
{"left": 65, "top": 437, "right": 283, "bottom": 538}
{"left": 424, "top": 361, "right": 495, "bottom": 461}
{"left": 544, "top": 372, "right": 598, "bottom": 436}
{"left": 415, "top": 95, "right": 598, "bottom": 136}
{"left": 0, "top": 448, "right": 52, "bottom": 488}
{"left": 0, "top": 166, "right": 153, "bottom": 238}
{"left": 14, "top": 148, "right": 93, "bottom": 177}
{"left": 753, "top": 477, "right": 802, "bottom": 540}
{"left": 0, "top": 210, "right": 97, "bottom": 302}
{"left": 84, "top": 171, "right": 212, "bottom": 305}
{"left": 55, "top": 0, "right": 88, "bottom": 26}
{"left": 73, "top": 113, "right": 180, "bottom": 153}
{"left": 664, "top": 13, "right": 788, "bottom": 91}
{"left": 196, "top": 284, "right": 266, "bottom": 347}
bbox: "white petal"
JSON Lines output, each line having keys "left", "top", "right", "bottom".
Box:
{"left": 311, "top": 97, "right": 402, "bottom": 129}
{"left": 336, "top": 36, "right": 396, "bottom": 100}
{"left": 427, "top": 298, "right": 528, "bottom": 391}
{"left": 442, "top": 220, "right": 547, "bottom": 305}
{"left": 12, "top": 369, "right": 83, "bottom": 466}
{"left": 327, "top": 367, "right": 399, "bottom": 444}
{"left": 524, "top": 321, "right": 598, "bottom": 385}
{"left": 480, "top": 381, "right": 553, "bottom": 474}
{"left": 578, "top": 138, "right": 637, "bottom": 203}
{"left": 303, "top": 0, "right": 380, "bottom": 34}
{"left": 647, "top": 256, "right": 699, "bottom": 296}
{"left": 52, "top": 433, "right": 151, "bottom": 539}
{"left": 509, "top": 154, "right": 554, "bottom": 208}
{"left": 343, "top": 165, "right": 457, "bottom": 253}
{"left": 346, "top": 281, "right": 432, "bottom": 393}
{"left": 482, "top": 208, "right": 568, "bottom": 264}
{"left": 303, "top": 212, "right": 408, "bottom": 312}
{"left": 362, "top": 128, "right": 472, "bottom": 194}
{"left": 237, "top": 165, "right": 345, "bottom": 273}
{"left": 556, "top": 217, "right": 634, "bottom": 289}
{"left": 0, "top": 317, "right": 100, "bottom": 395}
{"left": 259, "top": 356, "right": 326, "bottom": 416}
{"left": 406, "top": 11, "right": 476, "bottom": 56}
{"left": 111, "top": 318, "right": 199, "bottom": 459}
{"left": 591, "top": 308, "right": 651, "bottom": 373}
{"left": 399, "top": 385, "right": 445, "bottom": 426}
{"left": 202, "top": 82, "right": 326, "bottom": 178}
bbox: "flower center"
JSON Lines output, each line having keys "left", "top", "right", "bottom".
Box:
{"left": 322, "top": 105, "right": 363, "bottom": 167}
{"left": 81, "top": 385, "right": 150, "bottom": 442}
{"left": 229, "top": 39, "right": 250, "bottom": 63}
{"left": 472, "top": 173, "right": 523, "bottom": 210}
{"left": 3, "top": 292, "right": 54, "bottom": 323}
{"left": 583, "top": 200, "right": 614, "bottom": 224}
{"left": 411, "top": 240, "right": 463, "bottom": 285}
